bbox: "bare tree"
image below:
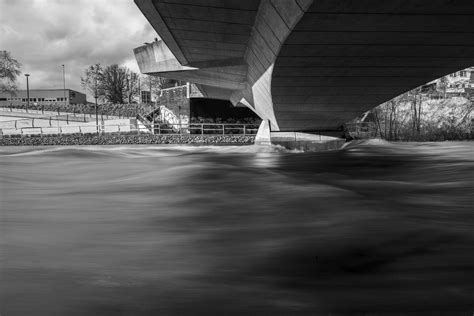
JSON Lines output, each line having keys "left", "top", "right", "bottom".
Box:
{"left": 100, "top": 64, "right": 128, "bottom": 104}
{"left": 410, "top": 87, "right": 423, "bottom": 138}
{"left": 81, "top": 64, "right": 105, "bottom": 102}
{"left": 125, "top": 71, "right": 140, "bottom": 104}
{"left": 372, "top": 97, "right": 399, "bottom": 140}
{"left": 141, "top": 75, "right": 166, "bottom": 102}
{"left": 0, "top": 50, "right": 22, "bottom": 96}
{"left": 438, "top": 76, "right": 448, "bottom": 99}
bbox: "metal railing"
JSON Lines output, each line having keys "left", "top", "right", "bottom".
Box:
{"left": 0, "top": 122, "right": 259, "bottom": 138}
{"left": 345, "top": 122, "right": 378, "bottom": 138}
{"left": 157, "top": 123, "right": 259, "bottom": 135}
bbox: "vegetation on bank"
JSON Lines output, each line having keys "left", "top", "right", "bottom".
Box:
{"left": 370, "top": 91, "right": 473, "bottom": 141}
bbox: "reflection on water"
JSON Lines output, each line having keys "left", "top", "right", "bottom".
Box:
{"left": 1, "top": 141, "right": 473, "bottom": 315}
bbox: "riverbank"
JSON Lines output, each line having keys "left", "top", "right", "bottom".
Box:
{"left": 0, "top": 133, "right": 255, "bottom": 146}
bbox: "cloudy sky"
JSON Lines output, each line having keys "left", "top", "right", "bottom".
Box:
{"left": 0, "top": 0, "right": 157, "bottom": 101}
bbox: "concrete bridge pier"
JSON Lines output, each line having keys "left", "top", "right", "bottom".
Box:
{"left": 254, "top": 121, "right": 272, "bottom": 146}
{"left": 255, "top": 120, "right": 346, "bottom": 151}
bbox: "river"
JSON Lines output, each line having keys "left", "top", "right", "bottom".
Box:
{"left": 1, "top": 141, "right": 473, "bottom": 315}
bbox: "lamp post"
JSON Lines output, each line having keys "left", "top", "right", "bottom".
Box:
{"left": 138, "top": 76, "right": 141, "bottom": 102}
{"left": 127, "top": 74, "right": 131, "bottom": 105}
{"left": 149, "top": 76, "right": 154, "bottom": 134}
{"left": 149, "top": 76, "right": 152, "bottom": 103}
{"left": 137, "top": 76, "right": 141, "bottom": 117}
{"left": 24, "top": 74, "right": 30, "bottom": 112}
{"left": 62, "top": 64, "right": 67, "bottom": 109}
{"left": 94, "top": 66, "right": 99, "bottom": 134}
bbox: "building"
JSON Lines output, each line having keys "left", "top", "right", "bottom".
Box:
{"left": 437, "top": 67, "right": 474, "bottom": 94}
{"left": 140, "top": 90, "right": 151, "bottom": 104}
{"left": 0, "top": 89, "right": 87, "bottom": 106}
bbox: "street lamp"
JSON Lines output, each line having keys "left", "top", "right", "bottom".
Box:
{"left": 127, "top": 73, "right": 131, "bottom": 105}
{"left": 137, "top": 76, "right": 141, "bottom": 118}
{"left": 24, "top": 74, "right": 30, "bottom": 112}
{"left": 149, "top": 76, "right": 154, "bottom": 134}
{"left": 138, "top": 76, "right": 141, "bottom": 102}
{"left": 94, "top": 65, "right": 99, "bottom": 134}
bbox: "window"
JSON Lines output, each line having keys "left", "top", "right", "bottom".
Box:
{"left": 0, "top": 98, "right": 7, "bottom": 101}
{"left": 460, "top": 71, "right": 467, "bottom": 77}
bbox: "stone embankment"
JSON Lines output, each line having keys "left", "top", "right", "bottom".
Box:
{"left": 0, "top": 134, "right": 255, "bottom": 146}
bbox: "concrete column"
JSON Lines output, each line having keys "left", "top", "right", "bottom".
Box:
{"left": 254, "top": 120, "right": 271, "bottom": 145}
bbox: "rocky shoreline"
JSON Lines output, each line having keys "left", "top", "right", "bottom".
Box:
{"left": 0, "top": 133, "right": 255, "bottom": 146}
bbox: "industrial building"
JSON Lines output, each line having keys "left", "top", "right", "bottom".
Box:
{"left": 0, "top": 89, "right": 86, "bottom": 106}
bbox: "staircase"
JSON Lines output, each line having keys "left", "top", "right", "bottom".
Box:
{"left": 137, "top": 106, "right": 179, "bottom": 134}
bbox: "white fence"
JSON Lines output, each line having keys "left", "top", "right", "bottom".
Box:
{"left": 0, "top": 106, "right": 129, "bottom": 121}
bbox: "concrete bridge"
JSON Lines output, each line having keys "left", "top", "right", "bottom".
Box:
{"left": 133, "top": 0, "right": 474, "bottom": 135}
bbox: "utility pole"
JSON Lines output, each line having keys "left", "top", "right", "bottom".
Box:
{"left": 62, "top": 64, "right": 67, "bottom": 109}
{"left": 25, "top": 74, "right": 30, "bottom": 112}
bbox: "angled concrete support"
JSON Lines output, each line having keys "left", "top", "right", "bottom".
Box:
{"left": 254, "top": 120, "right": 272, "bottom": 146}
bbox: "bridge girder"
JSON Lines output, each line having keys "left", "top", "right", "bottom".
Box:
{"left": 134, "top": 0, "right": 474, "bottom": 132}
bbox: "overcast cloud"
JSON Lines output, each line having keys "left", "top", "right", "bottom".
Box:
{"left": 0, "top": 0, "right": 157, "bottom": 101}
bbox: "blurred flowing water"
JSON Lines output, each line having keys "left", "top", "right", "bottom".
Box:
{"left": 1, "top": 141, "right": 473, "bottom": 315}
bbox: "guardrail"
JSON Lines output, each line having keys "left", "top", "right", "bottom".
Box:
{"left": 0, "top": 122, "right": 259, "bottom": 138}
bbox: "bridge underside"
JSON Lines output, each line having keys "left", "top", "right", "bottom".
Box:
{"left": 134, "top": 0, "right": 474, "bottom": 133}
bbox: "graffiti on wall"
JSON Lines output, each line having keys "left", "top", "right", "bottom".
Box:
{"left": 159, "top": 105, "right": 189, "bottom": 132}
